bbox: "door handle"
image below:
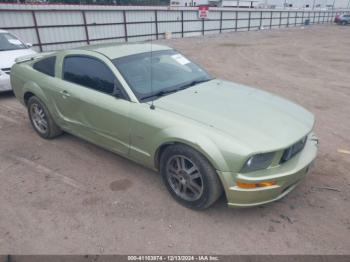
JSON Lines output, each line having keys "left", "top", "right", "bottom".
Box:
{"left": 60, "top": 90, "right": 71, "bottom": 98}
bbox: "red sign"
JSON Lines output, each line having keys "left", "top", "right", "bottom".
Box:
{"left": 198, "top": 5, "right": 209, "bottom": 19}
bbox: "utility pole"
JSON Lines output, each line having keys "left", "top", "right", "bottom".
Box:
{"left": 347, "top": 0, "right": 350, "bottom": 9}
{"left": 332, "top": 0, "right": 336, "bottom": 9}
{"left": 312, "top": 0, "right": 316, "bottom": 10}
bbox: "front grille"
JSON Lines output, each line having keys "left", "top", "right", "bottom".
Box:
{"left": 1, "top": 68, "right": 11, "bottom": 75}
{"left": 280, "top": 136, "right": 307, "bottom": 164}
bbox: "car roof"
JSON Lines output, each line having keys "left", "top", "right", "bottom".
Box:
{"left": 75, "top": 42, "right": 172, "bottom": 60}
{"left": 0, "top": 29, "right": 8, "bottom": 33}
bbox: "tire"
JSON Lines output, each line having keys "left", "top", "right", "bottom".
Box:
{"left": 341, "top": 21, "right": 347, "bottom": 25}
{"left": 27, "top": 96, "right": 62, "bottom": 139}
{"left": 160, "top": 144, "right": 223, "bottom": 210}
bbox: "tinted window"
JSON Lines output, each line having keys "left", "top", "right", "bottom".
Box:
{"left": 63, "top": 56, "right": 115, "bottom": 94}
{"left": 33, "top": 56, "right": 56, "bottom": 77}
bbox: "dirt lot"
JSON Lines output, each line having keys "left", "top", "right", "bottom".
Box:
{"left": 0, "top": 24, "right": 349, "bottom": 255}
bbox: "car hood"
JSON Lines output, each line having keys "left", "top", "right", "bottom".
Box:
{"left": 0, "top": 49, "right": 36, "bottom": 69}
{"left": 153, "top": 79, "right": 314, "bottom": 152}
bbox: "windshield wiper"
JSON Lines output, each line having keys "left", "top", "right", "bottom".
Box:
{"left": 140, "top": 78, "right": 213, "bottom": 102}
{"left": 0, "top": 48, "right": 22, "bottom": 51}
{"left": 177, "top": 78, "right": 213, "bottom": 90}
{"left": 140, "top": 88, "right": 180, "bottom": 101}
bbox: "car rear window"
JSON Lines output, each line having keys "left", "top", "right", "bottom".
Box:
{"left": 33, "top": 56, "right": 56, "bottom": 77}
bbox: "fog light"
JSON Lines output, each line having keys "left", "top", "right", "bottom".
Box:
{"left": 237, "top": 181, "right": 276, "bottom": 189}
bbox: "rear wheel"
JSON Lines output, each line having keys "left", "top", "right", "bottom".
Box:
{"left": 27, "top": 96, "right": 62, "bottom": 139}
{"left": 341, "top": 21, "right": 347, "bottom": 25}
{"left": 160, "top": 144, "right": 223, "bottom": 210}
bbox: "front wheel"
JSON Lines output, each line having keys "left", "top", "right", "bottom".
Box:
{"left": 341, "top": 21, "right": 347, "bottom": 25}
{"left": 160, "top": 144, "right": 223, "bottom": 210}
{"left": 27, "top": 96, "right": 62, "bottom": 139}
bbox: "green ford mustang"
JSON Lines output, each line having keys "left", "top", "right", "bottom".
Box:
{"left": 10, "top": 43, "right": 318, "bottom": 209}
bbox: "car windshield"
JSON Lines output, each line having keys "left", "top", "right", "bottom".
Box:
{"left": 112, "top": 50, "right": 213, "bottom": 102}
{"left": 0, "top": 33, "right": 26, "bottom": 51}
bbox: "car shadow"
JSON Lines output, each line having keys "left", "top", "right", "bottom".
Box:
{"left": 0, "top": 90, "right": 14, "bottom": 99}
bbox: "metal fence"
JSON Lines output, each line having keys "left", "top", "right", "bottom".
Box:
{"left": 0, "top": 4, "right": 348, "bottom": 52}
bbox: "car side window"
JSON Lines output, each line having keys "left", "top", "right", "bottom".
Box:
{"left": 33, "top": 56, "right": 56, "bottom": 77}
{"left": 63, "top": 56, "right": 119, "bottom": 95}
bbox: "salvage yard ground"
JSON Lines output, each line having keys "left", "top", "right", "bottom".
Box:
{"left": 0, "top": 24, "right": 349, "bottom": 254}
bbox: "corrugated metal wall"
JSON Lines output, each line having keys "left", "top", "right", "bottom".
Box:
{"left": 0, "top": 4, "right": 347, "bottom": 52}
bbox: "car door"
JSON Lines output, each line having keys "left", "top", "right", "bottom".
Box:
{"left": 49, "top": 53, "right": 131, "bottom": 155}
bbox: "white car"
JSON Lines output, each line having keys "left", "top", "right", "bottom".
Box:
{"left": 0, "top": 29, "right": 36, "bottom": 92}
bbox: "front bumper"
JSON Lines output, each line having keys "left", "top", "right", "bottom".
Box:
{"left": 0, "top": 73, "right": 11, "bottom": 92}
{"left": 218, "top": 135, "right": 318, "bottom": 207}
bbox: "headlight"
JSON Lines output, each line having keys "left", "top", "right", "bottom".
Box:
{"left": 240, "top": 152, "right": 275, "bottom": 173}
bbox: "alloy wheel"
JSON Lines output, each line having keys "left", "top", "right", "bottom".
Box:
{"left": 166, "top": 155, "right": 204, "bottom": 201}
{"left": 30, "top": 103, "right": 48, "bottom": 134}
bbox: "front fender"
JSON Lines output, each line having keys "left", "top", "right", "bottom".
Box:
{"left": 149, "top": 126, "right": 230, "bottom": 171}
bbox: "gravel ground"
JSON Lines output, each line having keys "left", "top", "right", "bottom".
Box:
{"left": 0, "top": 24, "right": 349, "bottom": 255}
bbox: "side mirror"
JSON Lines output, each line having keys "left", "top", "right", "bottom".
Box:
{"left": 25, "top": 43, "right": 33, "bottom": 48}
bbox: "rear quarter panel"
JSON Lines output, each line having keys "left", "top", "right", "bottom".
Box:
{"left": 11, "top": 62, "right": 51, "bottom": 106}
{"left": 10, "top": 63, "right": 28, "bottom": 104}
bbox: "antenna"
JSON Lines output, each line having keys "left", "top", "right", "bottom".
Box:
{"left": 150, "top": 13, "right": 155, "bottom": 110}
